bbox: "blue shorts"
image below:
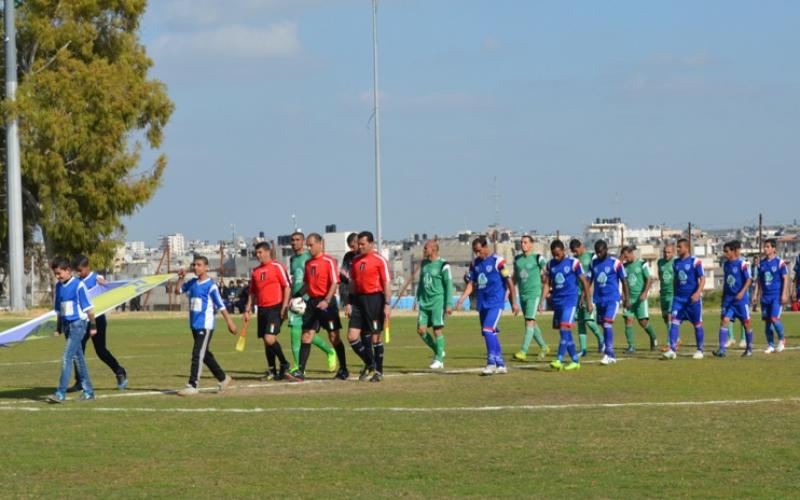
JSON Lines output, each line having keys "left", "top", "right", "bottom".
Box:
{"left": 760, "top": 297, "right": 783, "bottom": 321}
{"left": 551, "top": 300, "right": 577, "bottom": 329}
{"left": 671, "top": 296, "right": 703, "bottom": 325}
{"left": 479, "top": 307, "right": 503, "bottom": 333}
{"left": 595, "top": 300, "right": 620, "bottom": 325}
{"left": 721, "top": 299, "right": 750, "bottom": 323}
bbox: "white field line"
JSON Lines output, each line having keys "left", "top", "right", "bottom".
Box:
{"left": 1, "top": 397, "right": 798, "bottom": 413}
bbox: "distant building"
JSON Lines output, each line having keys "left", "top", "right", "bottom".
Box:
{"left": 161, "top": 233, "right": 185, "bottom": 256}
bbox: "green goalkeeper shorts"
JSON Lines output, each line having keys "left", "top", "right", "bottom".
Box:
{"left": 624, "top": 298, "right": 650, "bottom": 320}
{"left": 418, "top": 306, "right": 446, "bottom": 329}
{"left": 520, "top": 295, "right": 541, "bottom": 320}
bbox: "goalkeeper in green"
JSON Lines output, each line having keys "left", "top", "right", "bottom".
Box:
{"left": 512, "top": 235, "right": 549, "bottom": 361}
{"left": 413, "top": 240, "right": 453, "bottom": 369}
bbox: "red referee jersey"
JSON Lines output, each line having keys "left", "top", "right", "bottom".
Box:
{"left": 249, "top": 261, "right": 289, "bottom": 307}
{"left": 305, "top": 253, "right": 339, "bottom": 298}
{"left": 351, "top": 251, "right": 391, "bottom": 295}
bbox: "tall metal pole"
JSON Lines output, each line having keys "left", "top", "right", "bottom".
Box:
{"left": 5, "top": 0, "right": 25, "bottom": 311}
{"left": 371, "top": 0, "right": 383, "bottom": 252}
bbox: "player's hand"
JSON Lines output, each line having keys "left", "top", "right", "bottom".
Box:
{"left": 781, "top": 294, "right": 788, "bottom": 306}
{"left": 317, "top": 299, "right": 329, "bottom": 310}
{"left": 586, "top": 302, "right": 594, "bottom": 313}
{"left": 344, "top": 304, "right": 351, "bottom": 318}
{"left": 97, "top": 276, "right": 107, "bottom": 285}
{"left": 53, "top": 331, "right": 61, "bottom": 337}
{"left": 89, "top": 326, "right": 97, "bottom": 337}
{"left": 445, "top": 306, "right": 453, "bottom": 316}
{"left": 512, "top": 303, "right": 520, "bottom": 316}
{"left": 243, "top": 311, "right": 251, "bottom": 323}
{"left": 691, "top": 292, "right": 701, "bottom": 303}
{"left": 639, "top": 292, "right": 647, "bottom": 302}
{"left": 227, "top": 321, "right": 237, "bottom": 335}
{"left": 455, "top": 299, "right": 464, "bottom": 311}
{"left": 384, "top": 304, "right": 392, "bottom": 320}
{"left": 177, "top": 268, "right": 186, "bottom": 278}
{"left": 538, "top": 301, "right": 545, "bottom": 313}
{"left": 280, "top": 306, "right": 289, "bottom": 320}
{"left": 735, "top": 292, "right": 745, "bottom": 302}
{"left": 412, "top": 302, "right": 417, "bottom": 312}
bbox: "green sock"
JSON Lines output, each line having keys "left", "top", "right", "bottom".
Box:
{"left": 738, "top": 323, "right": 746, "bottom": 342}
{"left": 521, "top": 326, "right": 535, "bottom": 353}
{"left": 435, "top": 335, "right": 446, "bottom": 361}
{"left": 312, "top": 334, "right": 334, "bottom": 355}
{"left": 587, "top": 320, "right": 603, "bottom": 343}
{"left": 579, "top": 332, "right": 588, "bottom": 352}
{"left": 420, "top": 332, "right": 437, "bottom": 353}
{"left": 644, "top": 324, "right": 657, "bottom": 341}
{"left": 290, "top": 322, "right": 302, "bottom": 367}
{"left": 625, "top": 325, "right": 635, "bottom": 348}
{"left": 533, "top": 325, "right": 546, "bottom": 348}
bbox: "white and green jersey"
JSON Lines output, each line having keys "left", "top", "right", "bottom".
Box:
{"left": 416, "top": 258, "right": 454, "bottom": 310}
{"left": 514, "top": 252, "right": 546, "bottom": 298}
{"left": 625, "top": 258, "right": 651, "bottom": 299}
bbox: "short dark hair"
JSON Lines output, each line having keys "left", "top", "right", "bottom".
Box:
{"left": 50, "top": 257, "right": 71, "bottom": 271}
{"left": 307, "top": 233, "right": 323, "bottom": 243}
{"left": 568, "top": 239, "right": 582, "bottom": 251}
{"left": 291, "top": 231, "right": 305, "bottom": 239}
{"left": 594, "top": 240, "right": 608, "bottom": 252}
{"left": 73, "top": 254, "right": 90, "bottom": 269}
{"left": 358, "top": 231, "right": 374, "bottom": 243}
{"left": 731, "top": 240, "right": 742, "bottom": 250}
{"left": 676, "top": 238, "right": 689, "bottom": 247}
{"left": 520, "top": 235, "right": 534, "bottom": 244}
{"left": 347, "top": 232, "right": 358, "bottom": 245}
{"left": 764, "top": 238, "right": 777, "bottom": 248}
{"left": 193, "top": 255, "right": 209, "bottom": 265}
{"left": 472, "top": 236, "right": 489, "bottom": 248}
{"left": 254, "top": 241, "right": 271, "bottom": 251}
{"left": 550, "top": 239, "right": 565, "bottom": 252}
{"left": 723, "top": 241, "right": 734, "bottom": 252}
{"left": 621, "top": 245, "right": 636, "bottom": 255}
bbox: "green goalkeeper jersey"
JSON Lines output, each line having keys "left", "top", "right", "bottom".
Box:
{"left": 576, "top": 251, "right": 594, "bottom": 297}
{"left": 513, "top": 252, "right": 546, "bottom": 297}
{"left": 416, "top": 258, "right": 453, "bottom": 309}
{"left": 657, "top": 257, "right": 675, "bottom": 298}
{"left": 290, "top": 251, "right": 311, "bottom": 296}
{"left": 625, "top": 258, "right": 651, "bottom": 298}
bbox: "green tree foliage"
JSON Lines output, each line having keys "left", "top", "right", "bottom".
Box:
{"left": 0, "top": 0, "right": 173, "bottom": 270}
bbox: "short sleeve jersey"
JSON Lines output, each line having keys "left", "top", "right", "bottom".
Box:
{"left": 591, "top": 256, "right": 626, "bottom": 303}
{"left": 466, "top": 254, "right": 510, "bottom": 309}
{"left": 673, "top": 256, "right": 704, "bottom": 298}
{"left": 290, "top": 251, "right": 311, "bottom": 296}
{"left": 416, "top": 258, "right": 454, "bottom": 309}
{"left": 625, "top": 259, "right": 651, "bottom": 297}
{"left": 305, "top": 254, "right": 340, "bottom": 299}
{"left": 758, "top": 257, "right": 787, "bottom": 299}
{"left": 249, "top": 261, "right": 290, "bottom": 307}
{"left": 54, "top": 277, "right": 93, "bottom": 322}
{"left": 181, "top": 277, "right": 225, "bottom": 330}
{"left": 658, "top": 257, "right": 676, "bottom": 297}
{"left": 546, "top": 257, "right": 584, "bottom": 304}
{"left": 723, "top": 258, "right": 751, "bottom": 303}
{"left": 351, "top": 251, "right": 391, "bottom": 295}
{"left": 514, "top": 253, "right": 546, "bottom": 298}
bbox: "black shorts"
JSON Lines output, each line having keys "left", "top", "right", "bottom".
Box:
{"left": 349, "top": 293, "right": 386, "bottom": 334}
{"left": 302, "top": 297, "right": 343, "bottom": 333}
{"left": 257, "top": 305, "right": 283, "bottom": 338}
{"left": 338, "top": 284, "right": 351, "bottom": 307}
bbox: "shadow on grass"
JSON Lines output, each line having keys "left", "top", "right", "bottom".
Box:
{"left": 0, "top": 387, "right": 54, "bottom": 400}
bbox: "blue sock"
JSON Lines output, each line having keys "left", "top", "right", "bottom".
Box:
{"left": 774, "top": 320, "right": 785, "bottom": 341}
{"left": 489, "top": 333, "right": 504, "bottom": 367}
{"left": 557, "top": 330, "right": 568, "bottom": 361}
{"left": 604, "top": 325, "right": 615, "bottom": 357}
{"left": 745, "top": 330, "right": 753, "bottom": 350}
{"left": 765, "top": 322, "right": 775, "bottom": 346}
{"left": 669, "top": 323, "right": 680, "bottom": 350}
{"left": 718, "top": 327, "right": 729, "bottom": 351}
{"left": 563, "top": 329, "right": 578, "bottom": 362}
{"left": 695, "top": 325, "right": 704, "bottom": 352}
{"left": 482, "top": 332, "right": 493, "bottom": 364}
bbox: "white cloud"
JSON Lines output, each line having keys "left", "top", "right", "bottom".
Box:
{"left": 153, "top": 22, "right": 301, "bottom": 61}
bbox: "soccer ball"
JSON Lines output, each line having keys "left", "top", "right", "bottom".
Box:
{"left": 289, "top": 297, "right": 307, "bottom": 315}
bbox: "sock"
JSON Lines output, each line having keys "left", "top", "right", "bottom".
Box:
{"left": 349, "top": 338, "right": 371, "bottom": 365}
{"left": 718, "top": 327, "right": 729, "bottom": 351}
{"left": 491, "top": 334, "right": 505, "bottom": 367}
{"left": 564, "top": 330, "right": 578, "bottom": 362}
{"left": 669, "top": 323, "right": 680, "bottom": 351}
{"left": 695, "top": 326, "right": 705, "bottom": 352}
{"left": 603, "top": 325, "right": 615, "bottom": 357}
{"left": 273, "top": 341, "right": 288, "bottom": 365}
{"left": 290, "top": 323, "right": 302, "bottom": 367}
{"left": 774, "top": 320, "right": 785, "bottom": 341}
{"left": 298, "top": 342, "right": 311, "bottom": 372}
{"left": 533, "top": 325, "right": 546, "bottom": 348}
{"left": 644, "top": 324, "right": 657, "bottom": 341}
{"left": 312, "top": 334, "right": 335, "bottom": 355}
{"left": 483, "top": 332, "right": 494, "bottom": 365}
{"left": 374, "top": 342, "right": 384, "bottom": 372}
{"left": 265, "top": 344, "right": 276, "bottom": 371}
{"left": 765, "top": 322, "right": 775, "bottom": 346}
{"left": 362, "top": 334, "right": 374, "bottom": 366}
{"left": 588, "top": 320, "right": 603, "bottom": 345}
{"left": 557, "top": 330, "right": 568, "bottom": 361}
{"left": 625, "top": 325, "right": 635, "bottom": 348}
{"left": 435, "top": 335, "right": 446, "bottom": 361}
{"left": 334, "top": 341, "right": 348, "bottom": 370}
{"left": 521, "top": 326, "right": 535, "bottom": 354}
{"left": 577, "top": 320, "right": 586, "bottom": 338}
{"left": 745, "top": 330, "right": 753, "bottom": 350}
{"left": 578, "top": 332, "right": 588, "bottom": 353}
{"left": 420, "top": 332, "right": 437, "bottom": 353}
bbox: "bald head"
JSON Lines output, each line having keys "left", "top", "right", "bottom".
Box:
{"left": 423, "top": 240, "right": 439, "bottom": 259}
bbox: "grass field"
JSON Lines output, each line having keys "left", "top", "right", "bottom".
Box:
{"left": 1, "top": 310, "right": 799, "bottom": 498}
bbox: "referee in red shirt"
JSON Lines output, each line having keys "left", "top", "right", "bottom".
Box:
{"left": 243, "top": 242, "right": 293, "bottom": 380}
{"left": 345, "top": 231, "right": 392, "bottom": 382}
{"left": 291, "top": 233, "right": 350, "bottom": 381}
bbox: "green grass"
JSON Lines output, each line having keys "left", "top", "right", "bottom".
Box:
{"left": 1, "top": 311, "right": 799, "bottom": 498}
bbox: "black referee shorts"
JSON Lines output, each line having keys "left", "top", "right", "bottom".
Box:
{"left": 349, "top": 293, "right": 386, "bottom": 334}
{"left": 302, "top": 297, "right": 343, "bottom": 333}
{"left": 257, "top": 305, "right": 283, "bottom": 338}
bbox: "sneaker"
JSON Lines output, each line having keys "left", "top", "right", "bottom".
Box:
{"left": 261, "top": 369, "right": 277, "bottom": 381}
{"left": 580, "top": 349, "right": 588, "bottom": 358}
{"left": 692, "top": 350, "right": 704, "bottom": 360}
{"left": 650, "top": 338, "right": 658, "bottom": 351}
{"left": 289, "top": 370, "right": 305, "bottom": 382}
{"left": 276, "top": 362, "right": 291, "bottom": 381}
{"left": 538, "top": 345, "right": 550, "bottom": 360}
{"left": 358, "top": 365, "right": 375, "bottom": 381}
{"left": 217, "top": 375, "right": 233, "bottom": 392}
{"left": 369, "top": 371, "right": 384, "bottom": 383}
{"left": 726, "top": 339, "right": 736, "bottom": 348}
{"left": 660, "top": 344, "right": 670, "bottom": 353}
{"left": 177, "top": 385, "right": 198, "bottom": 397}
{"left": 429, "top": 359, "right": 444, "bottom": 370}
{"left": 777, "top": 340, "right": 786, "bottom": 353}
{"left": 481, "top": 364, "right": 497, "bottom": 376}
{"left": 77, "top": 392, "right": 95, "bottom": 402}
{"left": 741, "top": 349, "right": 753, "bottom": 358}
{"left": 327, "top": 352, "right": 338, "bottom": 372}
{"left": 738, "top": 339, "right": 747, "bottom": 349}
{"left": 333, "top": 368, "right": 349, "bottom": 380}
{"left": 712, "top": 350, "right": 727, "bottom": 358}
{"left": 47, "top": 392, "right": 66, "bottom": 404}
{"left": 66, "top": 383, "right": 82, "bottom": 394}
{"left": 116, "top": 368, "right": 128, "bottom": 391}
{"left": 495, "top": 366, "right": 508, "bottom": 374}
{"left": 600, "top": 355, "right": 617, "bottom": 366}
{"left": 565, "top": 361, "right": 581, "bottom": 371}
{"left": 513, "top": 351, "right": 527, "bottom": 362}
{"left": 549, "top": 360, "right": 564, "bottom": 371}
{"left": 661, "top": 350, "right": 677, "bottom": 360}
{"left": 624, "top": 346, "right": 636, "bottom": 354}
{"left": 764, "top": 345, "right": 775, "bottom": 354}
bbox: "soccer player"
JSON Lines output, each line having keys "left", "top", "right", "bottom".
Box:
{"left": 753, "top": 238, "right": 789, "bottom": 353}
{"left": 174, "top": 255, "right": 236, "bottom": 396}
{"left": 621, "top": 246, "right": 658, "bottom": 352}
{"left": 793, "top": 253, "right": 800, "bottom": 308}
{"left": 339, "top": 232, "right": 359, "bottom": 307}
{"left": 288, "top": 231, "right": 337, "bottom": 373}
{"left": 713, "top": 241, "right": 753, "bottom": 358}
{"left": 455, "top": 236, "right": 519, "bottom": 375}
{"left": 345, "top": 231, "right": 392, "bottom": 382}
{"left": 292, "top": 233, "right": 350, "bottom": 380}
{"left": 513, "top": 235, "right": 549, "bottom": 361}
{"left": 541, "top": 239, "right": 592, "bottom": 371}
{"left": 243, "top": 242, "right": 293, "bottom": 380}
{"left": 66, "top": 255, "right": 128, "bottom": 392}
{"left": 657, "top": 244, "right": 678, "bottom": 350}
{"left": 414, "top": 240, "right": 453, "bottom": 369}
{"left": 589, "top": 240, "right": 629, "bottom": 365}
{"left": 569, "top": 239, "right": 604, "bottom": 356}
{"left": 48, "top": 257, "right": 98, "bottom": 403}
{"left": 662, "top": 238, "right": 705, "bottom": 360}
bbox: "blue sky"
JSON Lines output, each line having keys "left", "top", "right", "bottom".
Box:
{"left": 125, "top": 0, "right": 800, "bottom": 244}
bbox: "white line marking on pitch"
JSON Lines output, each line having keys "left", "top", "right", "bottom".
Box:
{"left": 1, "top": 397, "right": 798, "bottom": 413}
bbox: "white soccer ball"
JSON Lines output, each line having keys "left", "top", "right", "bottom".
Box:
{"left": 289, "top": 297, "right": 307, "bottom": 315}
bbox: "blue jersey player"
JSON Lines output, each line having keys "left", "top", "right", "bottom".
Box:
{"left": 794, "top": 254, "right": 800, "bottom": 305}
{"left": 754, "top": 238, "right": 789, "bottom": 354}
{"left": 541, "top": 240, "right": 592, "bottom": 371}
{"left": 713, "top": 242, "right": 753, "bottom": 358}
{"left": 456, "top": 236, "right": 519, "bottom": 376}
{"left": 589, "top": 240, "right": 629, "bottom": 366}
{"left": 662, "top": 238, "right": 706, "bottom": 360}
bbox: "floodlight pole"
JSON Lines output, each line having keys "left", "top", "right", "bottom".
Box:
{"left": 371, "top": 0, "right": 383, "bottom": 253}
{"left": 5, "top": 0, "right": 25, "bottom": 311}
